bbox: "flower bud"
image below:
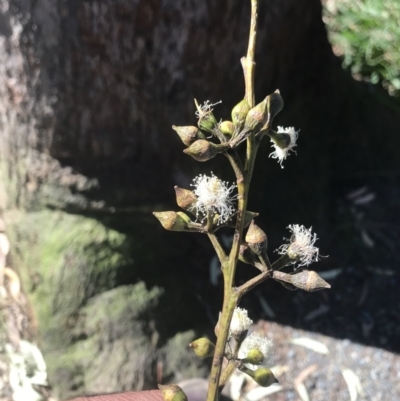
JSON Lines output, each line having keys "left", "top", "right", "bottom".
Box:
{"left": 243, "top": 97, "right": 269, "bottom": 133}
{"left": 172, "top": 125, "right": 205, "bottom": 147}
{"left": 240, "top": 366, "right": 278, "bottom": 387}
{"left": 229, "top": 97, "right": 269, "bottom": 147}
{"left": 158, "top": 384, "right": 188, "bottom": 401}
{"left": 183, "top": 140, "right": 229, "bottom": 162}
{"left": 253, "top": 367, "right": 279, "bottom": 387}
{"left": 231, "top": 98, "right": 250, "bottom": 131}
{"left": 242, "top": 348, "right": 265, "bottom": 365}
{"left": 174, "top": 186, "right": 197, "bottom": 212}
{"left": 245, "top": 221, "right": 268, "bottom": 256}
{"left": 153, "top": 211, "right": 203, "bottom": 232}
{"left": 219, "top": 121, "right": 234, "bottom": 136}
{"left": 272, "top": 270, "right": 330, "bottom": 292}
{"left": 189, "top": 337, "right": 215, "bottom": 358}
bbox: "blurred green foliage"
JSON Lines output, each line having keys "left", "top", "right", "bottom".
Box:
{"left": 323, "top": 0, "right": 400, "bottom": 96}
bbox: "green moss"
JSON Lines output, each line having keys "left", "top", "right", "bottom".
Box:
{"left": 7, "top": 211, "right": 139, "bottom": 397}
{"left": 6, "top": 210, "right": 206, "bottom": 399}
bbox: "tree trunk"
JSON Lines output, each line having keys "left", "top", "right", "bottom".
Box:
{"left": 0, "top": 0, "right": 399, "bottom": 399}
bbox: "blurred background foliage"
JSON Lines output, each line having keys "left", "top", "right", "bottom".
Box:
{"left": 323, "top": 0, "right": 400, "bottom": 97}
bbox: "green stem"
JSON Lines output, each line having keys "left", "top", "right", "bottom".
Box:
{"left": 206, "top": 2, "right": 259, "bottom": 401}
{"left": 271, "top": 253, "right": 292, "bottom": 270}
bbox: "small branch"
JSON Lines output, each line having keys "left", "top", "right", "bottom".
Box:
{"left": 224, "top": 150, "right": 244, "bottom": 182}
{"left": 237, "top": 270, "right": 271, "bottom": 297}
{"left": 207, "top": 232, "right": 228, "bottom": 265}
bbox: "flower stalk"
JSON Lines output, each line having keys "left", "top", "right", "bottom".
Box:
{"left": 155, "top": 1, "right": 330, "bottom": 401}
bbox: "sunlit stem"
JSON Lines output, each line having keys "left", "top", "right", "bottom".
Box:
{"left": 206, "top": 2, "right": 259, "bottom": 401}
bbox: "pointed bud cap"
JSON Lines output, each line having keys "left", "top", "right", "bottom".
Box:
{"left": 240, "top": 366, "right": 278, "bottom": 387}
{"left": 153, "top": 211, "right": 202, "bottom": 232}
{"left": 189, "top": 337, "right": 215, "bottom": 358}
{"left": 183, "top": 140, "right": 229, "bottom": 162}
{"left": 253, "top": 367, "right": 279, "bottom": 387}
{"left": 172, "top": 125, "right": 205, "bottom": 147}
{"left": 174, "top": 186, "right": 197, "bottom": 212}
{"left": 245, "top": 221, "right": 268, "bottom": 256}
{"left": 272, "top": 270, "right": 330, "bottom": 292}
{"left": 158, "top": 385, "right": 188, "bottom": 401}
{"left": 290, "top": 270, "right": 330, "bottom": 292}
{"left": 219, "top": 121, "right": 234, "bottom": 136}
{"left": 231, "top": 98, "right": 250, "bottom": 131}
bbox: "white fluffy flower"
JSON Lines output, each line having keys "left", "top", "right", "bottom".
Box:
{"left": 277, "top": 224, "right": 319, "bottom": 266}
{"left": 191, "top": 173, "right": 237, "bottom": 224}
{"left": 238, "top": 332, "right": 273, "bottom": 370}
{"left": 229, "top": 307, "right": 253, "bottom": 338}
{"left": 269, "top": 126, "right": 299, "bottom": 168}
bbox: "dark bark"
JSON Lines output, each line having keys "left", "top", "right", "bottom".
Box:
{"left": 0, "top": 0, "right": 399, "bottom": 399}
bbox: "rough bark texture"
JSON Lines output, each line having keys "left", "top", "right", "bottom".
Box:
{"left": 0, "top": 0, "right": 399, "bottom": 400}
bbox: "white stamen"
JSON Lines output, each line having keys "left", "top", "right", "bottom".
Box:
{"left": 238, "top": 332, "right": 273, "bottom": 371}
{"left": 191, "top": 173, "right": 237, "bottom": 224}
{"left": 277, "top": 224, "right": 319, "bottom": 266}
{"left": 229, "top": 307, "right": 253, "bottom": 338}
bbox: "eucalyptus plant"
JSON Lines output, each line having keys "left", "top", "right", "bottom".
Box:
{"left": 154, "top": 1, "right": 330, "bottom": 401}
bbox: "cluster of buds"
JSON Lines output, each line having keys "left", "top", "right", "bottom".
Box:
{"left": 171, "top": 91, "right": 300, "bottom": 168}
{"left": 189, "top": 307, "right": 278, "bottom": 388}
